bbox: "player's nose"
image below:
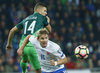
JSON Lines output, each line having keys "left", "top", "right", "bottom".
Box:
{"left": 44, "top": 39, "right": 47, "bottom": 42}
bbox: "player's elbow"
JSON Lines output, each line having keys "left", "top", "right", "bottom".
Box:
{"left": 10, "top": 26, "right": 19, "bottom": 33}
{"left": 64, "top": 57, "right": 67, "bottom": 64}
{"left": 49, "top": 25, "right": 52, "bottom": 33}
{"left": 10, "top": 28, "right": 15, "bottom": 34}
{"left": 46, "top": 24, "right": 52, "bottom": 33}
{"left": 65, "top": 59, "right": 67, "bottom": 64}
{"left": 48, "top": 28, "right": 52, "bottom": 33}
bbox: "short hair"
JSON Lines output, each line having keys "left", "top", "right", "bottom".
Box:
{"left": 34, "top": 2, "right": 47, "bottom": 12}
{"left": 37, "top": 28, "right": 49, "bottom": 38}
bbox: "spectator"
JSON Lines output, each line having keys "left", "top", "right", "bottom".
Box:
{"left": 92, "top": 54, "right": 98, "bottom": 67}
{"left": 97, "top": 60, "right": 100, "bottom": 67}
{"left": 65, "top": 56, "right": 76, "bottom": 69}
{"left": 86, "top": 0, "right": 95, "bottom": 11}
{"left": 0, "top": 65, "right": 5, "bottom": 73}
{"left": 13, "top": 65, "right": 20, "bottom": 72}
{"left": 75, "top": 59, "right": 87, "bottom": 69}
{"left": 64, "top": 42, "right": 73, "bottom": 56}
{"left": 88, "top": 58, "right": 93, "bottom": 69}
{"left": 5, "top": 58, "right": 14, "bottom": 72}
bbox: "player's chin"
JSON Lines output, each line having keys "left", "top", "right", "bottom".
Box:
{"left": 44, "top": 45, "right": 47, "bottom": 47}
{"left": 43, "top": 44, "right": 47, "bottom": 47}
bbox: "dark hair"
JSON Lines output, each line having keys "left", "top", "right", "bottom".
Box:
{"left": 34, "top": 2, "right": 47, "bottom": 12}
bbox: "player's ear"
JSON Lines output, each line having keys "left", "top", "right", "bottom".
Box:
{"left": 37, "top": 8, "right": 40, "bottom": 13}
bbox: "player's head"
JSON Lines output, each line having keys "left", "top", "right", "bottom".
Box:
{"left": 34, "top": 2, "right": 47, "bottom": 16}
{"left": 37, "top": 28, "right": 49, "bottom": 48}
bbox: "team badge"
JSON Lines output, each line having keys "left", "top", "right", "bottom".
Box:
{"left": 46, "top": 52, "right": 50, "bottom": 55}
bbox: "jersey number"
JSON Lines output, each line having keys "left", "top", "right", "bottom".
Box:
{"left": 24, "top": 21, "right": 36, "bottom": 34}
{"left": 41, "top": 54, "right": 45, "bottom": 60}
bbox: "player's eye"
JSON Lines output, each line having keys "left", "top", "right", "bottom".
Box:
{"left": 41, "top": 38, "right": 44, "bottom": 40}
{"left": 45, "top": 37, "right": 48, "bottom": 39}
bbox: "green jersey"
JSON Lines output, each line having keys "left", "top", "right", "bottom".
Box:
{"left": 16, "top": 13, "right": 48, "bottom": 36}
{"left": 16, "top": 13, "right": 48, "bottom": 46}
{"left": 16, "top": 13, "right": 47, "bottom": 70}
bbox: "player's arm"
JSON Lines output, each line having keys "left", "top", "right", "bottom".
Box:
{"left": 50, "top": 56, "right": 67, "bottom": 66}
{"left": 45, "top": 24, "right": 52, "bottom": 33}
{"left": 45, "top": 16, "right": 52, "bottom": 33}
{"left": 50, "top": 47, "right": 67, "bottom": 66}
{"left": 17, "top": 35, "right": 31, "bottom": 55}
{"left": 6, "top": 26, "right": 19, "bottom": 50}
{"left": 55, "top": 56, "right": 67, "bottom": 65}
{"left": 6, "top": 21, "right": 23, "bottom": 50}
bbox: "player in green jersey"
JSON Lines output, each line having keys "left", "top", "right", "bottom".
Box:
{"left": 6, "top": 2, "right": 51, "bottom": 73}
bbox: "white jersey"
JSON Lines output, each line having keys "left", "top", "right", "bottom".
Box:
{"left": 29, "top": 35, "right": 65, "bottom": 72}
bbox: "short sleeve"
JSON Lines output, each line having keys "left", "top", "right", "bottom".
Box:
{"left": 53, "top": 46, "right": 65, "bottom": 59}
{"left": 16, "top": 21, "right": 23, "bottom": 30}
{"left": 29, "top": 35, "right": 37, "bottom": 45}
{"left": 43, "top": 16, "right": 48, "bottom": 27}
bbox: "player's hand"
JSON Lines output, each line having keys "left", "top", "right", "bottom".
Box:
{"left": 17, "top": 49, "right": 24, "bottom": 56}
{"left": 6, "top": 44, "right": 12, "bottom": 50}
{"left": 46, "top": 16, "right": 50, "bottom": 24}
{"left": 50, "top": 60, "right": 56, "bottom": 66}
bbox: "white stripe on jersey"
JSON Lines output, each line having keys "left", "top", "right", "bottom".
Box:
{"left": 29, "top": 35, "right": 65, "bottom": 72}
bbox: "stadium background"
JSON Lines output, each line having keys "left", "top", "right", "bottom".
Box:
{"left": 0, "top": 0, "right": 100, "bottom": 73}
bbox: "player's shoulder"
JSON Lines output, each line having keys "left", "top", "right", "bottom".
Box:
{"left": 30, "top": 35, "right": 36, "bottom": 38}
{"left": 48, "top": 40, "right": 60, "bottom": 50}
{"left": 29, "top": 35, "right": 37, "bottom": 42}
{"left": 35, "top": 13, "right": 46, "bottom": 18}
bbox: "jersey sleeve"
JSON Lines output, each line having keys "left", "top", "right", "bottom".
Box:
{"left": 43, "top": 16, "right": 48, "bottom": 27}
{"left": 29, "top": 35, "right": 37, "bottom": 45}
{"left": 16, "top": 21, "right": 23, "bottom": 30}
{"left": 53, "top": 45, "right": 65, "bottom": 59}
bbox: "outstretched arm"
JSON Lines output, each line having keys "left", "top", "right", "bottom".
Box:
{"left": 50, "top": 46, "right": 67, "bottom": 66}
{"left": 17, "top": 35, "right": 32, "bottom": 55}
{"left": 50, "top": 56, "right": 67, "bottom": 66}
{"left": 6, "top": 26, "right": 19, "bottom": 50}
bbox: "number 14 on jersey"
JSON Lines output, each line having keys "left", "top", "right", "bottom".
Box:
{"left": 24, "top": 21, "right": 36, "bottom": 34}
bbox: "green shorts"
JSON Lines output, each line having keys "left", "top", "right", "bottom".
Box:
{"left": 19, "top": 42, "right": 41, "bottom": 70}
{"left": 19, "top": 30, "right": 41, "bottom": 70}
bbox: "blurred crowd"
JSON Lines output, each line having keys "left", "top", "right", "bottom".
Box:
{"left": 0, "top": 0, "right": 100, "bottom": 72}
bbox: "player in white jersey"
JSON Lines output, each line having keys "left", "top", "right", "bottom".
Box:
{"left": 17, "top": 28, "right": 67, "bottom": 73}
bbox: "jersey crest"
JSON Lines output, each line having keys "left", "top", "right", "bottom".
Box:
{"left": 46, "top": 52, "right": 50, "bottom": 55}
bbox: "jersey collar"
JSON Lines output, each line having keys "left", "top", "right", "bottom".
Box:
{"left": 34, "top": 12, "right": 44, "bottom": 16}
{"left": 46, "top": 41, "right": 49, "bottom": 48}
{"left": 34, "top": 12, "right": 37, "bottom": 14}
